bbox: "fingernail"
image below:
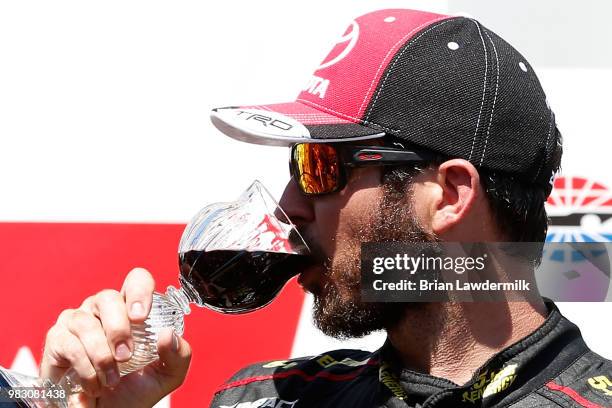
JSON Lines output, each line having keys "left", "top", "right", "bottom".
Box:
{"left": 115, "top": 342, "right": 132, "bottom": 360}
{"left": 105, "top": 369, "right": 120, "bottom": 387}
{"left": 172, "top": 331, "right": 179, "bottom": 353}
{"left": 130, "top": 302, "right": 144, "bottom": 318}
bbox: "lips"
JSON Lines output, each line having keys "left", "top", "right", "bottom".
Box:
{"left": 297, "top": 262, "right": 326, "bottom": 294}
{"left": 293, "top": 229, "right": 327, "bottom": 292}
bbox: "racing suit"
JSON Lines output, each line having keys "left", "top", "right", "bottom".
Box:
{"left": 210, "top": 303, "right": 612, "bottom": 407}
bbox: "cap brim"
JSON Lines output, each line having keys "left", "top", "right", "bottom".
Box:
{"left": 210, "top": 101, "right": 384, "bottom": 146}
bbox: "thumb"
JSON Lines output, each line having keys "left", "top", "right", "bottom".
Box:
{"left": 151, "top": 328, "right": 192, "bottom": 394}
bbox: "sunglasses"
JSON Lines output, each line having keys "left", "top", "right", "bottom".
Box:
{"left": 289, "top": 141, "right": 436, "bottom": 196}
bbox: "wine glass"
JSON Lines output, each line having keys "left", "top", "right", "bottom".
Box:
{"left": 0, "top": 180, "right": 309, "bottom": 407}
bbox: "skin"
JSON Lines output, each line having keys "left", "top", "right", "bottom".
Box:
{"left": 40, "top": 147, "right": 548, "bottom": 407}
{"left": 40, "top": 269, "right": 192, "bottom": 408}
{"left": 282, "top": 157, "right": 548, "bottom": 384}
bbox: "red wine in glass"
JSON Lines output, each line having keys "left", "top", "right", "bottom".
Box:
{"left": 179, "top": 249, "right": 306, "bottom": 314}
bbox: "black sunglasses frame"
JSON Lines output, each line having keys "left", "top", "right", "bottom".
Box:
{"left": 289, "top": 142, "right": 437, "bottom": 196}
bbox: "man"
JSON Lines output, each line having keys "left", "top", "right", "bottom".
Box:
{"left": 41, "top": 9, "right": 612, "bottom": 408}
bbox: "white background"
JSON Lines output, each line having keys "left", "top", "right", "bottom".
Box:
{"left": 1, "top": 0, "right": 610, "bottom": 364}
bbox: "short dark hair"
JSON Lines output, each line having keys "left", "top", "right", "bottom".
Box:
{"left": 381, "top": 133, "right": 563, "bottom": 245}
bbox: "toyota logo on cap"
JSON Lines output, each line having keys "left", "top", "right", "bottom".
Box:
{"left": 317, "top": 21, "right": 360, "bottom": 70}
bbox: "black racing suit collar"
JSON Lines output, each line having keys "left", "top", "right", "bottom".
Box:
{"left": 373, "top": 301, "right": 590, "bottom": 407}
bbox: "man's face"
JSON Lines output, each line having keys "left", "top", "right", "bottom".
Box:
{"left": 280, "top": 150, "right": 437, "bottom": 339}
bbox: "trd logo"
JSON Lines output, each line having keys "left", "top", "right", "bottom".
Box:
{"left": 235, "top": 111, "right": 293, "bottom": 131}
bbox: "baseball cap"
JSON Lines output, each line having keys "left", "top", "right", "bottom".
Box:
{"left": 211, "top": 9, "right": 561, "bottom": 193}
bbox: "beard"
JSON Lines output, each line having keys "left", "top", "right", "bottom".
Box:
{"left": 311, "top": 182, "right": 440, "bottom": 339}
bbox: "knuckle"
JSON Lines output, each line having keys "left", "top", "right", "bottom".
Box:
{"left": 97, "top": 289, "right": 121, "bottom": 302}
{"left": 42, "top": 329, "right": 65, "bottom": 363}
{"left": 57, "top": 308, "right": 75, "bottom": 324}
{"left": 79, "top": 295, "right": 96, "bottom": 310}
{"left": 104, "top": 325, "right": 129, "bottom": 341}
{"left": 67, "top": 310, "right": 98, "bottom": 332}
{"left": 44, "top": 325, "right": 59, "bottom": 344}
{"left": 61, "top": 337, "right": 85, "bottom": 362}
{"left": 63, "top": 341, "right": 83, "bottom": 363}
{"left": 91, "top": 348, "right": 115, "bottom": 368}
{"left": 80, "top": 368, "right": 98, "bottom": 382}
{"left": 67, "top": 312, "right": 98, "bottom": 338}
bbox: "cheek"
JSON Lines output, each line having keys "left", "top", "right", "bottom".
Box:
{"left": 313, "top": 168, "right": 384, "bottom": 255}
{"left": 337, "top": 189, "right": 383, "bottom": 242}
{"left": 408, "top": 183, "right": 434, "bottom": 230}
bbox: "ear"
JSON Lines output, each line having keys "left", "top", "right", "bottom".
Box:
{"left": 430, "top": 159, "right": 480, "bottom": 235}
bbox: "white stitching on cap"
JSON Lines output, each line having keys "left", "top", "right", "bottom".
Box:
{"left": 533, "top": 109, "right": 555, "bottom": 182}
{"left": 479, "top": 29, "right": 500, "bottom": 167}
{"left": 468, "top": 19, "right": 488, "bottom": 162}
{"left": 364, "top": 19, "right": 453, "bottom": 121}
{"left": 296, "top": 98, "right": 400, "bottom": 134}
{"left": 358, "top": 17, "right": 452, "bottom": 119}
{"left": 296, "top": 98, "right": 363, "bottom": 122}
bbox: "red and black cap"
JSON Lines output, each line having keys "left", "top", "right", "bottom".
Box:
{"left": 211, "top": 9, "right": 561, "bottom": 192}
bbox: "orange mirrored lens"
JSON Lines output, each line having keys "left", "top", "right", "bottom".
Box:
{"left": 292, "top": 144, "right": 341, "bottom": 194}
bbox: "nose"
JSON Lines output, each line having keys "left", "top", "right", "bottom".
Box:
{"left": 278, "top": 178, "right": 315, "bottom": 227}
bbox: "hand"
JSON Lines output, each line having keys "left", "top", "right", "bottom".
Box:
{"left": 40, "top": 268, "right": 192, "bottom": 408}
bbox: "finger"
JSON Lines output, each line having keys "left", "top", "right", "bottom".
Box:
{"left": 67, "top": 391, "right": 96, "bottom": 408}
{"left": 55, "top": 308, "right": 78, "bottom": 329}
{"left": 41, "top": 325, "right": 72, "bottom": 383}
{"left": 121, "top": 267, "right": 155, "bottom": 322}
{"left": 67, "top": 310, "right": 121, "bottom": 388}
{"left": 152, "top": 328, "right": 192, "bottom": 393}
{"left": 93, "top": 289, "right": 133, "bottom": 362}
{"left": 41, "top": 312, "right": 79, "bottom": 380}
{"left": 41, "top": 327, "right": 101, "bottom": 397}
{"left": 78, "top": 295, "right": 98, "bottom": 315}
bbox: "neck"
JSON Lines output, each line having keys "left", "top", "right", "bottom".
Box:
{"left": 386, "top": 299, "right": 548, "bottom": 385}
